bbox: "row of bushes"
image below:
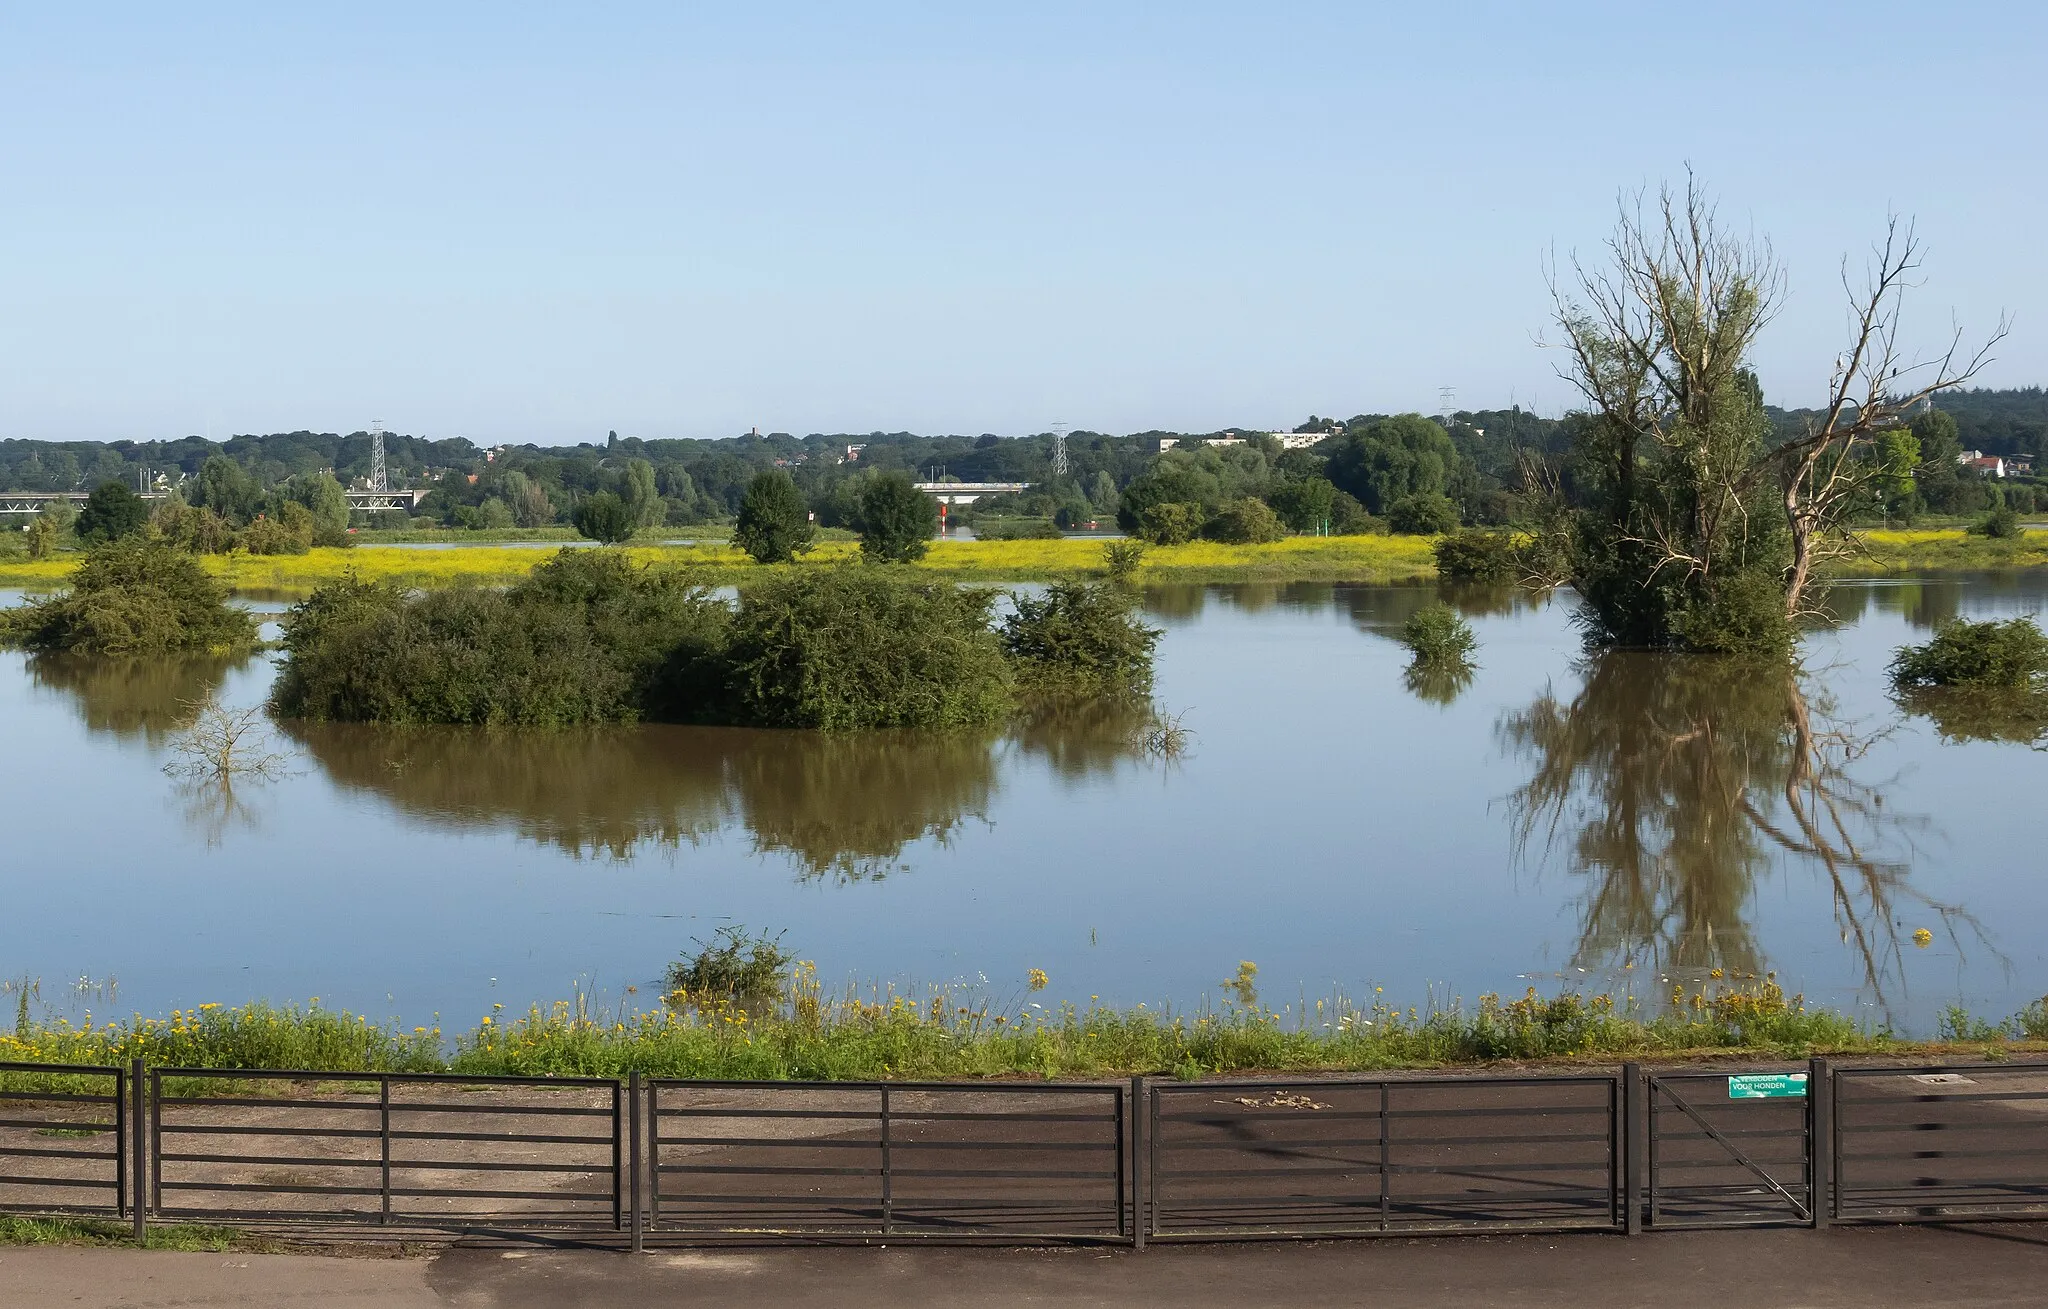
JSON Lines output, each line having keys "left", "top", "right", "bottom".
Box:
{"left": 271, "top": 549, "right": 1161, "bottom": 728}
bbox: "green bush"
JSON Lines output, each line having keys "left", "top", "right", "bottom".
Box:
{"left": 1399, "top": 603, "right": 1477, "bottom": 666}
{"left": 151, "top": 500, "right": 235, "bottom": 553}
{"left": 974, "top": 518, "right": 1060, "bottom": 541}
{"left": 857, "top": 472, "right": 939, "bottom": 563}
{"left": 1000, "top": 580, "right": 1160, "bottom": 699}
{"left": 571, "top": 491, "right": 636, "bottom": 545}
{"left": 270, "top": 550, "right": 730, "bottom": 725}
{"left": 1135, "top": 501, "right": 1205, "bottom": 546}
{"left": 1433, "top": 529, "right": 1520, "bottom": 583}
{"left": 74, "top": 482, "right": 150, "bottom": 544}
{"left": 1204, "top": 497, "right": 1284, "bottom": 544}
{"left": 664, "top": 928, "right": 794, "bottom": 1005}
{"left": 1102, "top": 540, "right": 1146, "bottom": 581}
{"left": 1890, "top": 617, "right": 2048, "bottom": 689}
{"left": 1387, "top": 492, "right": 1460, "bottom": 535}
{"left": 724, "top": 568, "right": 1013, "bottom": 729}
{"left": 0, "top": 540, "right": 259, "bottom": 656}
{"left": 1329, "top": 490, "right": 1383, "bottom": 535}
{"left": 236, "top": 503, "right": 315, "bottom": 555}
{"left": 1266, "top": 477, "right": 1337, "bottom": 533}
{"left": 1970, "top": 504, "right": 2022, "bottom": 539}
{"left": 732, "top": 470, "right": 815, "bottom": 563}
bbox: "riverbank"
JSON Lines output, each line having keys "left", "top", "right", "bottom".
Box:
{"left": 5, "top": 978, "right": 2044, "bottom": 1084}
{"left": 0, "top": 535, "right": 1441, "bottom": 595}
{"left": 2, "top": 529, "right": 2037, "bottom": 596}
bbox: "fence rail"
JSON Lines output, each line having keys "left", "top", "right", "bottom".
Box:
{"left": 6, "top": 1059, "right": 2048, "bottom": 1246}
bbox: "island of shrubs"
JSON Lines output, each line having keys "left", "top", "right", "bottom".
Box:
{"left": 0, "top": 540, "right": 260, "bottom": 656}
{"left": 270, "top": 548, "right": 1161, "bottom": 729}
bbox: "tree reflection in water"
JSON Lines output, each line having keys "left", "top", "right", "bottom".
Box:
{"left": 290, "top": 706, "right": 1165, "bottom": 880}
{"left": 1499, "top": 653, "right": 1984, "bottom": 1008}
{"left": 27, "top": 654, "right": 241, "bottom": 742}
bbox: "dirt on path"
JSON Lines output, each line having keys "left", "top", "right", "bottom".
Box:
{"left": 6, "top": 1224, "right": 2048, "bottom": 1309}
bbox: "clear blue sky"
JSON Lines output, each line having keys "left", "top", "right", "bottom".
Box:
{"left": 2, "top": 2, "right": 2040, "bottom": 445}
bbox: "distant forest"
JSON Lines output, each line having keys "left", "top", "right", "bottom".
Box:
{"left": 3, "top": 386, "right": 2042, "bottom": 529}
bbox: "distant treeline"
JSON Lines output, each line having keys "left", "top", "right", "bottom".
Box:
{"left": 4, "top": 384, "right": 2043, "bottom": 534}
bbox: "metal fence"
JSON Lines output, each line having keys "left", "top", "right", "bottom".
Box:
{"left": 0, "top": 1062, "right": 126, "bottom": 1221}
{"left": 1835, "top": 1061, "right": 2048, "bottom": 1223}
{"left": 1144, "top": 1074, "right": 1623, "bottom": 1239}
{"left": 6, "top": 1058, "right": 2048, "bottom": 1246}
{"left": 648, "top": 1078, "right": 1126, "bottom": 1240}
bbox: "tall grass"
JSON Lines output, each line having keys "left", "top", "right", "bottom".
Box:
{"left": 8, "top": 972, "right": 2045, "bottom": 1086}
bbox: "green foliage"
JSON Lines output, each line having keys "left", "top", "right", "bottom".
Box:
{"left": 1386, "top": 492, "right": 1460, "bottom": 535}
{"left": 73, "top": 482, "right": 150, "bottom": 544}
{"left": 236, "top": 503, "right": 315, "bottom": 555}
{"left": 280, "top": 471, "right": 351, "bottom": 543}
{"left": 664, "top": 928, "right": 794, "bottom": 1005}
{"left": 1970, "top": 504, "right": 2022, "bottom": 538}
{"left": 857, "top": 472, "right": 940, "bottom": 563}
{"left": 1102, "top": 540, "right": 1146, "bottom": 581}
{"left": 1890, "top": 617, "right": 2048, "bottom": 689}
{"left": 1433, "top": 529, "right": 1520, "bottom": 583}
{"left": 1204, "top": 496, "right": 1284, "bottom": 544}
{"left": 974, "top": 518, "right": 1060, "bottom": 540}
{"left": 1265, "top": 476, "right": 1337, "bottom": 532}
{"left": 1134, "top": 501, "right": 1205, "bottom": 545}
{"left": 151, "top": 499, "right": 235, "bottom": 553}
{"left": 187, "top": 456, "right": 264, "bottom": 525}
{"left": 723, "top": 568, "right": 1013, "bottom": 729}
{"left": 270, "top": 549, "right": 731, "bottom": 725}
{"left": 1328, "top": 490, "right": 1381, "bottom": 535}
{"left": 1399, "top": 603, "right": 1477, "bottom": 666}
{"left": 0, "top": 540, "right": 259, "bottom": 655}
{"left": 1000, "top": 580, "right": 1160, "bottom": 699}
{"left": 620, "top": 458, "right": 666, "bottom": 530}
{"left": 25, "top": 508, "right": 64, "bottom": 558}
{"left": 732, "top": 469, "right": 815, "bottom": 563}
{"left": 1325, "top": 415, "right": 1466, "bottom": 514}
{"left": 571, "top": 491, "right": 637, "bottom": 544}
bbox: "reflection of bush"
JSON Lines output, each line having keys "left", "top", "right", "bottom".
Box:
{"left": 28, "top": 653, "right": 240, "bottom": 741}
{"left": 1894, "top": 686, "right": 2048, "bottom": 749}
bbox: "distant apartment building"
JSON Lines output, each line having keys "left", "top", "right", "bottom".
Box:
{"left": 1153, "top": 432, "right": 1324, "bottom": 454}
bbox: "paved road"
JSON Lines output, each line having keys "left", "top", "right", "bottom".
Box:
{"left": 7, "top": 1226, "right": 2048, "bottom": 1308}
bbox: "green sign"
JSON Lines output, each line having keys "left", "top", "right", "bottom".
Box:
{"left": 1728, "top": 1073, "right": 1808, "bottom": 1100}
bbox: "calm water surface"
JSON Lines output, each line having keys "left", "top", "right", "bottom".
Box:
{"left": 2, "top": 576, "right": 2043, "bottom": 1035}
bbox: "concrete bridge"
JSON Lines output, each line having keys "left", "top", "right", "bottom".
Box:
{"left": 0, "top": 488, "right": 429, "bottom": 516}
{"left": 910, "top": 481, "right": 1030, "bottom": 505}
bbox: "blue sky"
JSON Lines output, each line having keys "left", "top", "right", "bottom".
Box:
{"left": 2, "top": 2, "right": 2041, "bottom": 445}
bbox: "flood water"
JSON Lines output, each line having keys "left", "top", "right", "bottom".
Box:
{"left": 3, "top": 575, "right": 2044, "bottom": 1036}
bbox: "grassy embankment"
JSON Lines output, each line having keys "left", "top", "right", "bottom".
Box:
{"left": 0, "top": 535, "right": 1442, "bottom": 595}
{"left": 4, "top": 972, "right": 2044, "bottom": 1085}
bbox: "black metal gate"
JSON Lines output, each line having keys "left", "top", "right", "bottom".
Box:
{"left": 1834, "top": 1061, "right": 2048, "bottom": 1222}
{"left": 1143, "top": 1074, "right": 1624, "bottom": 1239}
{"left": 0, "top": 1062, "right": 127, "bottom": 1220}
{"left": 149, "top": 1068, "right": 623, "bottom": 1231}
{"left": 1645, "top": 1068, "right": 1813, "bottom": 1228}
{"left": 646, "top": 1078, "right": 1127, "bottom": 1240}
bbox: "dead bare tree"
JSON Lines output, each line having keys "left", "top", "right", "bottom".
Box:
{"left": 163, "top": 699, "right": 294, "bottom": 785}
{"left": 1760, "top": 221, "right": 2009, "bottom": 618}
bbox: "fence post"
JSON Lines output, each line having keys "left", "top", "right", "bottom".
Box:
{"left": 130, "top": 1057, "right": 146, "bottom": 1244}
{"left": 879, "top": 1084, "right": 893, "bottom": 1235}
{"left": 1809, "top": 1057, "right": 1832, "bottom": 1229}
{"left": 1622, "top": 1062, "right": 1644, "bottom": 1236}
{"left": 379, "top": 1078, "right": 392, "bottom": 1225}
{"left": 1130, "top": 1076, "right": 1146, "bottom": 1251}
{"left": 629, "top": 1072, "right": 643, "bottom": 1253}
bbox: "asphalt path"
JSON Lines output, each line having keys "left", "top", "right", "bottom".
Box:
{"left": 7, "top": 1225, "right": 2048, "bottom": 1308}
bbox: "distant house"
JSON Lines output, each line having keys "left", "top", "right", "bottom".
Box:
{"left": 1960, "top": 450, "right": 2011, "bottom": 478}
{"left": 845, "top": 444, "right": 866, "bottom": 462}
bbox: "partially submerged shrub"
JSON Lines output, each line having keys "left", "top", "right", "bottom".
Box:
{"left": 732, "top": 470, "right": 814, "bottom": 563}
{"left": 975, "top": 518, "right": 1060, "bottom": 541}
{"left": 1433, "top": 529, "right": 1520, "bottom": 583}
{"left": 571, "top": 491, "right": 636, "bottom": 545}
{"left": 1890, "top": 617, "right": 2048, "bottom": 689}
{"left": 0, "top": 540, "right": 259, "bottom": 656}
{"left": 236, "top": 503, "right": 315, "bottom": 556}
{"left": 857, "top": 472, "right": 940, "bottom": 563}
{"left": 1001, "top": 580, "right": 1161, "bottom": 699}
{"left": 1399, "top": 602, "right": 1476, "bottom": 666}
{"left": 664, "top": 928, "right": 794, "bottom": 1007}
{"left": 271, "top": 549, "right": 730, "bottom": 725}
{"left": 723, "top": 567, "right": 1014, "bottom": 729}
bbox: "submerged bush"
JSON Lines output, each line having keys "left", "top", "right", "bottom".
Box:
{"left": 1400, "top": 603, "right": 1477, "bottom": 666}
{"left": 0, "top": 540, "right": 259, "bottom": 656}
{"left": 664, "top": 928, "right": 795, "bottom": 1006}
{"left": 1890, "top": 616, "right": 2048, "bottom": 689}
{"left": 271, "top": 549, "right": 730, "bottom": 725}
{"left": 236, "top": 503, "right": 315, "bottom": 556}
{"left": 1204, "top": 497, "right": 1285, "bottom": 544}
{"left": 857, "top": 472, "right": 940, "bottom": 563}
{"left": 1001, "top": 580, "right": 1161, "bottom": 699}
{"left": 1135, "top": 501, "right": 1205, "bottom": 546}
{"left": 723, "top": 567, "right": 1013, "bottom": 729}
